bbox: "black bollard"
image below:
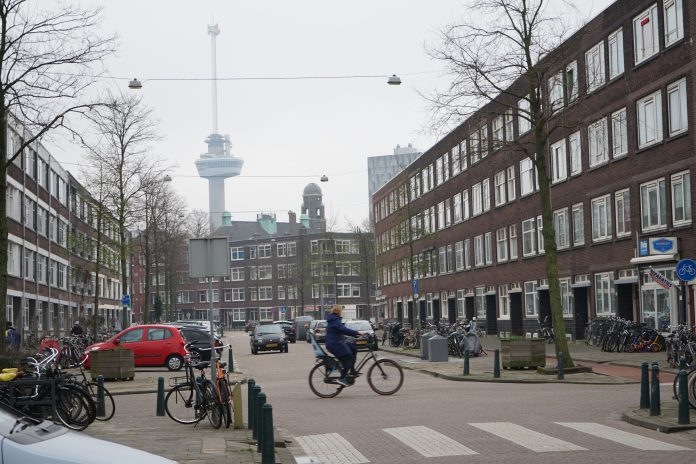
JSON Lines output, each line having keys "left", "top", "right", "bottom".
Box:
{"left": 97, "top": 375, "right": 106, "bottom": 418}
{"left": 679, "top": 356, "right": 686, "bottom": 371}
{"left": 247, "top": 379, "right": 256, "bottom": 430}
{"left": 251, "top": 386, "right": 261, "bottom": 439}
{"left": 228, "top": 346, "right": 235, "bottom": 373}
{"left": 639, "top": 362, "right": 650, "bottom": 409}
{"left": 156, "top": 377, "right": 165, "bottom": 416}
{"left": 493, "top": 349, "right": 500, "bottom": 378}
{"left": 557, "top": 352, "right": 564, "bottom": 380}
{"left": 463, "top": 350, "right": 470, "bottom": 376}
{"left": 649, "top": 362, "right": 660, "bottom": 416}
{"left": 678, "top": 370, "right": 690, "bottom": 425}
{"left": 256, "top": 392, "right": 267, "bottom": 452}
{"left": 261, "top": 404, "right": 275, "bottom": 464}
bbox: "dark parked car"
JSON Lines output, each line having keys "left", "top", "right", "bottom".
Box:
{"left": 244, "top": 320, "right": 259, "bottom": 332}
{"left": 273, "top": 320, "right": 296, "bottom": 343}
{"left": 250, "top": 324, "right": 288, "bottom": 354}
{"left": 178, "top": 326, "right": 223, "bottom": 361}
{"left": 345, "top": 320, "right": 378, "bottom": 350}
{"left": 306, "top": 320, "right": 327, "bottom": 343}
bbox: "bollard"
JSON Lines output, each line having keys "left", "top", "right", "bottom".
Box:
{"left": 678, "top": 370, "right": 690, "bottom": 425}
{"left": 96, "top": 375, "right": 106, "bottom": 418}
{"left": 261, "top": 403, "right": 275, "bottom": 464}
{"left": 232, "top": 382, "right": 244, "bottom": 429}
{"left": 256, "top": 392, "right": 267, "bottom": 452}
{"left": 251, "top": 386, "right": 261, "bottom": 439}
{"left": 247, "top": 379, "right": 255, "bottom": 430}
{"left": 679, "top": 356, "right": 686, "bottom": 371}
{"left": 649, "top": 362, "right": 660, "bottom": 416}
{"left": 557, "top": 352, "right": 564, "bottom": 380}
{"left": 463, "top": 350, "right": 470, "bottom": 376}
{"left": 156, "top": 377, "right": 165, "bottom": 416}
{"left": 639, "top": 362, "right": 650, "bottom": 409}
{"left": 228, "top": 346, "right": 235, "bottom": 373}
{"left": 493, "top": 349, "right": 500, "bottom": 378}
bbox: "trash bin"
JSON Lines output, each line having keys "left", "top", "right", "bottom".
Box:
{"left": 420, "top": 330, "right": 437, "bottom": 360}
{"left": 428, "top": 335, "right": 448, "bottom": 362}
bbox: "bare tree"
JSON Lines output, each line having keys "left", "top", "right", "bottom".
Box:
{"left": 185, "top": 209, "right": 211, "bottom": 238}
{"left": 0, "top": 0, "right": 116, "bottom": 351}
{"left": 426, "top": 0, "right": 577, "bottom": 366}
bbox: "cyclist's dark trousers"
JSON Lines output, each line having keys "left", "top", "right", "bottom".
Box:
{"left": 337, "top": 353, "right": 356, "bottom": 377}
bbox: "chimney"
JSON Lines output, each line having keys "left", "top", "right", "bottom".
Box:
{"left": 288, "top": 210, "right": 297, "bottom": 235}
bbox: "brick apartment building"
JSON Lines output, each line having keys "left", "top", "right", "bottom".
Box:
{"left": 373, "top": 0, "right": 695, "bottom": 338}
{"left": 6, "top": 116, "right": 125, "bottom": 340}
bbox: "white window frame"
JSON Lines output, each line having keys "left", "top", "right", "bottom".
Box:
{"left": 572, "top": 203, "right": 585, "bottom": 246}
{"left": 506, "top": 166, "right": 516, "bottom": 201}
{"left": 504, "top": 109, "right": 514, "bottom": 141}
{"left": 595, "top": 272, "right": 615, "bottom": 316}
{"left": 554, "top": 208, "right": 569, "bottom": 250}
{"left": 472, "top": 183, "right": 482, "bottom": 216}
{"left": 568, "top": 131, "right": 582, "bottom": 176}
{"left": 492, "top": 115, "right": 504, "bottom": 149}
{"left": 633, "top": 5, "right": 659, "bottom": 65}
{"left": 518, "top": 96, "right": 531, "bottom": 134}
{"left": 588, "top": 117, "right": 609, "bottom": 167}
{"left": 524, "top": 281, "right": 538, "bottom": 317}
{"left": 474, "top": 235, "right": 484, "bottom": 267}
{"left": 520, "top": 157, "right": 535, "bottom": 196}
{"left": 640, "top": 178, "right": 667, "bottom": 231}
{"left": 509, "top": 225, "right": 518, "bottom": 260}
{"left": 614, "top": 188, "right": 631, "bottom": 238}
{"left": 453, "top": 193, "right": 463, "bottom": 223}
{"left": 482, "top": 178, "right": 490, "bottom": 212}
{"left": 551, "top": 139, "right": 567, "bottom": 183}
{"left": 522, "top": 218, "right": 536, "bottom": 257}
{"left": 548, "top": 71, "right": 564, "bottom": 114}
{"left": 671, "top": 170, "right": 691, "bottom": 226}
{"left": 494, "top": 171, "right": 506, "bottom": 207}
{"left": 566, "top": 61, "right": 578, "bottom": 102}
{"left": 455, "top": 241, "right": 464, "bottom": 271}
{"left": 611, "top": 108, "right": 628, "bottom": 158}
{"left": 664, "top": 0, "right": 684, "bottom": 48}
{"left": 667, "top": 78, "right": 688, "bottom": 136}
{"left": 496, "top": 228, "right": 508, "bottom": 263}
{"left": 484, "top": 232, "right": 493, "bottom": 265}
{"left": 591, "top": 194, "right": 613, "bottom": 242}
{"left": 585, "top": 41, "right": 605, "bottom": 92}
{"left": 608, "top": 28, "right": 624, "bottom": 79}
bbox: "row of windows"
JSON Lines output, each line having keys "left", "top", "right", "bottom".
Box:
{"left": 183, "top": 282, "right": 363, "bottom": 303}
{"left": 230, "top": 242, "right": 298, "bottom": 261}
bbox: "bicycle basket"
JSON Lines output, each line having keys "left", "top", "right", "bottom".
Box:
{"left": 169, "top": 376, "right": 189, "bottom": 387}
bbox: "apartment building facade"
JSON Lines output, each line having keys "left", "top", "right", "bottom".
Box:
{"left": 6, "top": 118, "right": 125, "bottom": 340}
{"left": 373, "top": 0, "right": 695, "bottom": 338}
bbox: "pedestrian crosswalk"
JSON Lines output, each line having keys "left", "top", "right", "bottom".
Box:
{"left": 294, "top": 422, "right": 690, "bottom": 463}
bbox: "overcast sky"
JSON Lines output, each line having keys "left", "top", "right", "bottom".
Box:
{"left": 51, "top": 0, "right": 615, "bottom": 230}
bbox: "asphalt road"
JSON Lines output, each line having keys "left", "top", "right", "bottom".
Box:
{"left": 230, "top": 331, "right": 695, "bottom": 464}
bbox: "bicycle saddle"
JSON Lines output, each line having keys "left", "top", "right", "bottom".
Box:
{"left": 194, "top": 361, "right": 210, "bottom": 369}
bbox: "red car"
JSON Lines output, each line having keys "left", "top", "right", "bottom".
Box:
{"left": 85, "top": 324, "right": 188, "bottom": 371}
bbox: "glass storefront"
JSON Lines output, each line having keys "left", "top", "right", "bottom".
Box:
{"left": 640, "top": 267, "right": 677, "bottom": 331}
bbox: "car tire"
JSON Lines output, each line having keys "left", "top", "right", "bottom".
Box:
{"left": 166, "top": 354, "right": 184, "bottom": 371}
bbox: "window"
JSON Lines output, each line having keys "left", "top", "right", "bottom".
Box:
{"left": 499, "top": 285, "right": 510, "bottom": 319}
{"left": 667, "top": 78, "right": 688, "bottom": 136}
{"left": 614, "top": 189, "right": 631, "bottom": 237}
{"left": 608, "top": 28, "right": 624, "bottom": 79}
{"left": 572, "top": 203, "right": 585, "bottom": 246}
{"left": 568, "top": 131, "right": 581, "bottom": 176}
{"left": 230, "top": 267, "right": 244, "bottom": 281}
{"left": 482, "top": 178, "right": 490, "bottom": 212}
{"left": 509, "top": 225, "right": 518, "bottom": 260}
{"left": 496, "top": 228, "right": 508, "bottom": 262}
{"left": 566, "top": 61, "right": 578, "bottom": 102}
{"left": 588, "top": 117, "right": 609, "bottom": 167}
{"left": 520, "top": 158, "right": 535, "bottom": 196}
{"left": 451, "top": 147, "right": 461, "bottom": 177}
{"left": 258, "top": 287, "right": 273, "bottom": 300}
{"left": 591, "top": 194, "right": 612, "bottom": 241}
{"left": 230, "top": 247, "right": 244, "bottom": 261}
{"left": 492, "top": 115, "right": 504, "bottom": 148}
{"left": 637, "top": 90, "right": 663, "bottom": 148}
{"left": 453, "top": 193, "right": 463, "bottom": 223}
{"left": 640, "top": 178, "right": 667, "bottom": 230}
{"left": 611, "top": 108, "right": 628, "bottom": 158}
{"left": 504, "top": 109, "right": 514, "bottom": 141}
{"left": 522, "top": 218, "right": 536, "bottom": 256}
{"left": 335, "top": 239, "right": 351, "bottom": 254}
{"left": 455, "top": 241, "right": 464, "bottom": 271}
{"left": 664, "top": 0, "right": 684, "bottom": 47}
{"left": 472, "top": 183, "right": 482, "bottom": 216}
{"left": 634, "top": 5, "right": 659, "bottom": 64}
{"left": 476, "top": 287, "right": 486, "bottom": 319}
{"left": 506, "top": 166, "right": 516, "bottom": 201}
{"left": 474, "top": 235, "right": 484, "bottom": 267}
{"left": 459, "top": 141, "right": 468, "bottom": 171}
{"left": 551, "top": 139, "right": 567, "bottom": 183}
{"left": 437, "top": 201, "right": 446, "bottom": 229}
{"left": 484, "top": 232, "right": 493, "bottom": 265}
{"left": 257, "top": 244, "right": 272, "bottom": 258}
{"left": 232, "top": 288, "right": 245, "bottom": 301}
{"left": 494, "top": 171, "right": 506, "bottom": 206}
{"left": 554, "top": 208, "right": 569, "bottom": 249}
{"left": 434, "top": 156, "right": 443, "bottom": 187}
{"left": 438, "top": 246, "right": 448, "bottom": 274}
{"left": 560, "top": 278, "right": 573, "bottom": 317}
{"left": 524, "top": 281, "right": 538, "bottom": 317}
{"left": 548, "top": 72, "right": 564, "bottom": 113}
{"left": 464, "top": 239, "right": 471, "bottom": 269}
{"left": 595, "top": 272, "right": 615, "bottom": 316}
{"left": 518, "top": 97, "right": 531, "bottom": 134}
{"left": 671, "top": 171, "right": 691, "bottom": 225}
{"left": 537, "top": 215, "right": 544, "bottom": 254}
{"left": 585, "top": 41, "right": 605, "bottom": 92}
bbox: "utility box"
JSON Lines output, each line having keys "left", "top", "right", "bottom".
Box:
{"left": 420, "top": 330, "right": 437, "bottom": 360}
{"left": 428, "top": 335, "right": 448, "bottom": 362}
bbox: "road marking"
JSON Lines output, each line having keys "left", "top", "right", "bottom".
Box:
{"left": 557, "top": 422, "right": 691, "bottom": 451}
{"left": 295, "top": 433, "right": 369, "bottom": 464}
{"left": 383, "top": 425, "right": 478, "bottom": 457}
{"left": 470, "top": 422, "right": 586, "bottom": 452}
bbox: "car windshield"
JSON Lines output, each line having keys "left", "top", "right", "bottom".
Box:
{"left": 346, "top": 321, "right": 372, "bottom": 331}
{"left": 256, "top": 325, "right": 283, "bottom": 335}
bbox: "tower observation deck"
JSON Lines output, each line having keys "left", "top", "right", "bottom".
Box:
{"left": 195, "top": 23, "right": 244, "bottom": 231}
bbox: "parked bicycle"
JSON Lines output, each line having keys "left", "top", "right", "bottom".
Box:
{"left": 308, "top": 333, "right": 403, "bottom": 398}
{"left": 190, "top": 344, "right": 235, "bottom": 428}
{"left": 537, "top": 315, "right": 555, "bottom": 344}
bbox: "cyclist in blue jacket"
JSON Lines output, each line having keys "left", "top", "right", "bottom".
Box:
{"left": 325, "top": 305, "right": 365, "bottom": 387}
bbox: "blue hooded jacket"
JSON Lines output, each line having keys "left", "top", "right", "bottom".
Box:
{"left": 325, "top": 313, "right": 359, "bottom": 358}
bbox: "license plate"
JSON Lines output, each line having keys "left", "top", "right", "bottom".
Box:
{"left": 267, "top": 343, "right": 277, "bottom": 348}
{"left": 356, "top": 340, "right": 367, "bottom": 345}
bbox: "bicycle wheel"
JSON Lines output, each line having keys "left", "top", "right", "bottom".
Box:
{"left": 84, "top": 382, "right": 116, "bottom": 421}
{"left": 165, "top": 383, "right": 204, "bottom": 424}
{"left": 308, "top": 362, "right": 342, "bottom": 398}
{"left": 219, "top": 378, "right": 232, "bottom": 429}
{"left": 54, "top": 386, "right": 96, "bottom": 431}
{"left": 203, "top": 380, "right": 223, "bottom": 429}
{"left": 367, "top": 359, "right": 404, "bottom": 396}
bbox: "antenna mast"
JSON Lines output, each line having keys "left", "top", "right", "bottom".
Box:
{"left": 208, "top": 23, "right": 220, "bottom": 134}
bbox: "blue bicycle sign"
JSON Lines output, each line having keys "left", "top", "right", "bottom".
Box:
{"left": 676, "top": 259, "right": 696, "bottom": 282}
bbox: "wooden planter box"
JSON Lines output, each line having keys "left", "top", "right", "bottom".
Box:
{"left": 501, "top": 338, "right": 546, "bottom": 369}
{"left": 90, "top": 349, "right": 135, "bottom": 381}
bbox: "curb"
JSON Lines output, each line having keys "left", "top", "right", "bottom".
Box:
{"left": 622, "top": 408, "right": 696, "bottom": 433}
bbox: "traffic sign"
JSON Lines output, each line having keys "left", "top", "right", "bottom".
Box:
{"left": 676, "top": 259, "right": 696, "bottom": 282}
{"left": 121, "top": 294, "right": 131, "bottom": 306}
{"left": 412, "top": 279, "right": 419, "bottom": 298}
{"left": 280, "top": 306, "right": 287, "bottom": 314}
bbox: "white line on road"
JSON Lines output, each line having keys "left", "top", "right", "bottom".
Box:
{"left": 383, "top": 426, "right": 478, "bottom": 457}
{"left": 470, "top": 422, "right": 587, "bottom": 452}
{"left": 295, "top": 433, "right": 370, "bottom": 464}
{"left": 556, "top": 422, "right": 692, "bottom": 451}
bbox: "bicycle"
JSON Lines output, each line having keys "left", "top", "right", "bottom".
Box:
{"left": 193, "top": 344, "right": 235, "bottom": 428}
{"left": 60, "top": 356, "right": 116, "bottom": 421}
{"left": 307, "top": 333, "right": 403, "bottom": 398}
{"left": 164, "top": 344, "right": 223, "bottom": 428}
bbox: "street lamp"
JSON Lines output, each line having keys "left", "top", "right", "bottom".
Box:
{"left": 387, "top": 74, "right": 402, "bottom": 85}
{"left": 128, "top": 78, "right": 143, "bottom": 90}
